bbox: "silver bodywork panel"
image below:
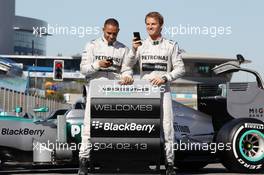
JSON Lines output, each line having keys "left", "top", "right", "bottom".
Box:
{"left": 0, "top": 118, "right": 57, "bottom": 151}
{"left": 173, "top": 101, "right": 214, "bottom": 143}
{"left": 227, "top": 82, "right": 264, "bottom": 121}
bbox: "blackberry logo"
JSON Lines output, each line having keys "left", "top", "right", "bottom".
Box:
{"left": 92, "top": 121, "right": 103, "bottom": 129}
{"left": 1, "top": 128, "right": 45, "bottom": 137}
{"left": 92, "top": 121, "right": 155, "bottom": 133}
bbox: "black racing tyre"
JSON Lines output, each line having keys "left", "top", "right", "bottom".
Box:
{"left": 175, "top": 161, "right": 208, "bottom": 171}
{"left": 216, "top": 118, "right": 264, "bottom": 173}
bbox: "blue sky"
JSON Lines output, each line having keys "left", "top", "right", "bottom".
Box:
{"left": 16, "top": 0, "right": 264, "bottom": 78}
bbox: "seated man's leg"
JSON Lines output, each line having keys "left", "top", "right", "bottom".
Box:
{"left": 78, "top": 87, "right": 92, "bottom": 175}
{"left": 162, "top": 85, "right": 176, "bottom": 175}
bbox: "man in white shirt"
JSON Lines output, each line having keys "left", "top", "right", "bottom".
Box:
{"left": 124, "top": 12, "right": 185, "bottom": 175}
{"left": 78, "top": 18, "right": 132, "bottom": 175}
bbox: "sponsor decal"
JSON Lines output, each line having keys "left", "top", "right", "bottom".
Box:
{"left": 71, "top": 124, "right": 83, "bottom": 137}
{"left": 238, "top": 159, "right": 262, "bottom": 169}
{"left": 93, "top": 104, "right": 153, "bottom": 112}
{"left": 142, "top": 63, "right": 167, "bottom": 71}
{"left": 249, "top": 108, "right": 263, "bottom": 117}
{"left": 95, "top": 55, "right": 121, "bottom": 64}
{"left": 244, "top": 123, "right": 264, "bottom": 130}
{"left": 1, "top": 128, "right": 45, "bottom": 137}
{"left": 92, "top": 121, "right": 155, "bottom": 133}
{"left": 141, "top": 55, "right": 168, "bottom": 61}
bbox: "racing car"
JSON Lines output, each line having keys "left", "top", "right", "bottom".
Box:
{"left": 0, "top": 55, "right": 263, "bottom": 173}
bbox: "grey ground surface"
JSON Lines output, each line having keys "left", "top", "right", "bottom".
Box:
{"left": 1, "top": 163, "right": 263, "bottom": 175}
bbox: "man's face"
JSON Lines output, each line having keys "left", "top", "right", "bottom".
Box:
{"left": 103, "top": 24, "right": 119, "bottom": 45}
{"left": 146, "top": 17, "right": 162, "bottom": 37}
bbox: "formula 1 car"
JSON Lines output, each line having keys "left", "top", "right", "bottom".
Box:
{"left": 0, "top": 55, "right": 263, "bottom": 173}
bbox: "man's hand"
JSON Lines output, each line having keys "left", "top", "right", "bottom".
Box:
{"left": 119, "top": 76, "right": 134, "bottom": 85}
{"left": 99, "top": 60, "right": 113, "bottom": 68}
{"left": 132, "top": 37, "right": 141, "bottom": 51}
{"left": 150, "top": 77, "right": 166, "bottom": 86}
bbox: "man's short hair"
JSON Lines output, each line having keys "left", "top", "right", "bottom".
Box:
{"left": 145, "top": 12, "right": 164, "bottom": 26}
{"left": 104, "top": 18, "right": 119, "bottom": 28}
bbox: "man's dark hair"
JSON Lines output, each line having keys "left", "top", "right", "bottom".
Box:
{"left": 145, "top": 12, "right": 164, "bottom": 26}
{"left": 104, "top": 18, "right": 119, "bottom": 28}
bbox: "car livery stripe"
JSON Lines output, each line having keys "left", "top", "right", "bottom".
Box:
{"left": 0, "top": 116, "right": 33, "bottom": 123}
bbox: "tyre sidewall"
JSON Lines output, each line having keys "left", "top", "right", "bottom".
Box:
{"left": 217, "top": 118, "right": 264, "bottom": 172}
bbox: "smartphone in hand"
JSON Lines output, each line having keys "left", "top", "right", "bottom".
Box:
{"left": 106, "top": 58, "right": 113, "bottom": 64}
{"left": 133, "top": 32, "right": 142, "bottom": 45}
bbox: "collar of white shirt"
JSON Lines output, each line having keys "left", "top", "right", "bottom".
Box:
{"left": 147, "top": 36, "right": 163, "bottom": 45}
{"left": 101, "top": 35, "right": 117, "bottom": 46}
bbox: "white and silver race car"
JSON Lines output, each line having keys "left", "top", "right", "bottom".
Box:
{"left": 0, "top": 55, "right": 263, "bottom": 173}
